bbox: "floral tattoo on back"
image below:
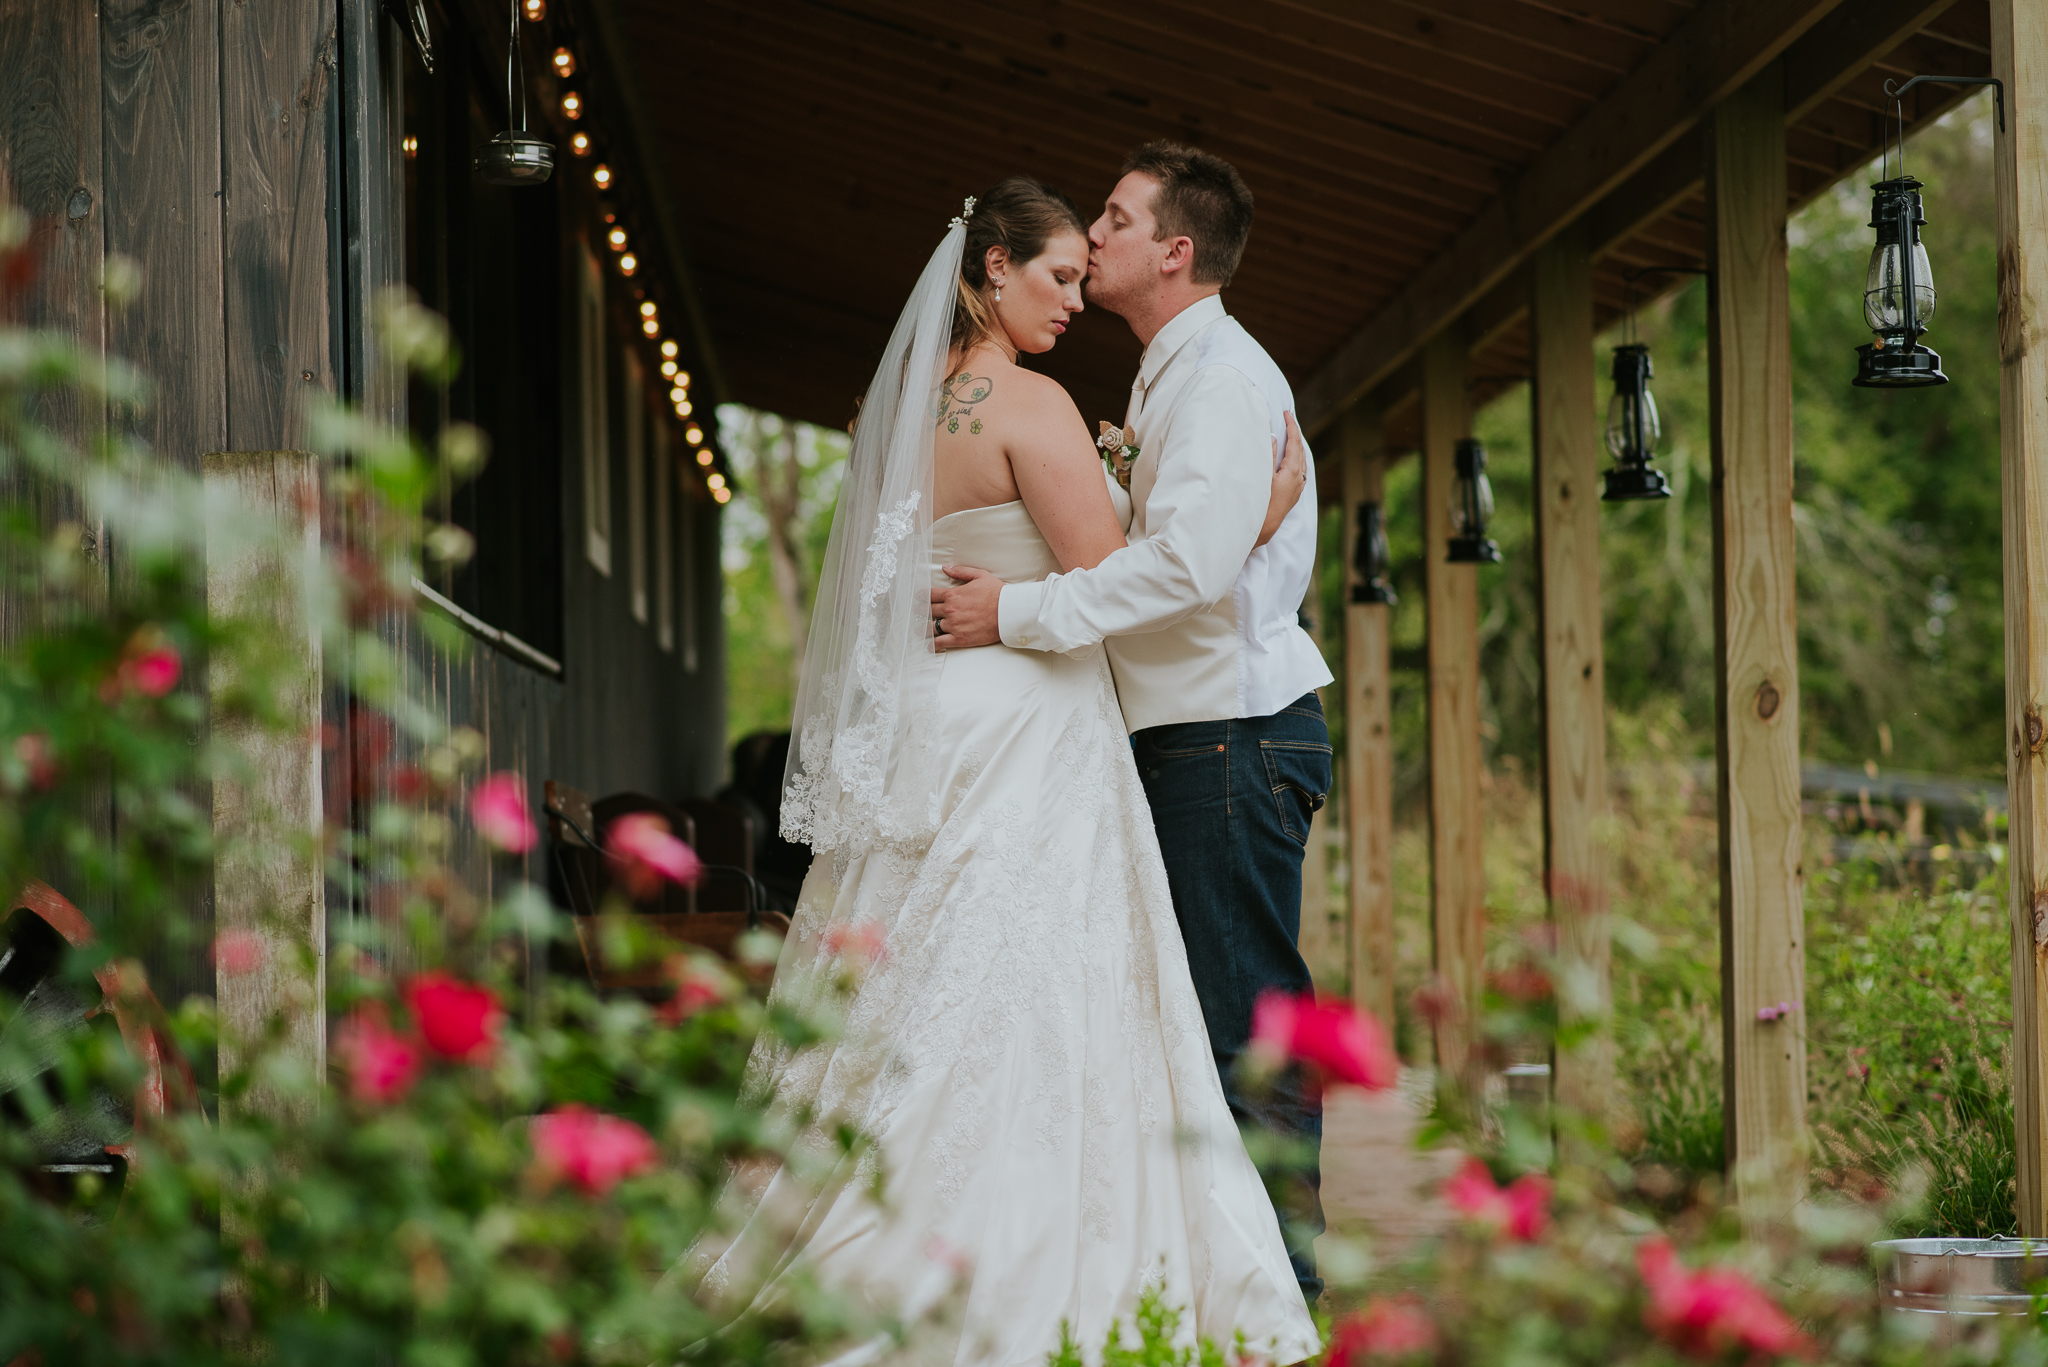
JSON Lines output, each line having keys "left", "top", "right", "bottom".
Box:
{"left": 936, "top": 371, "right": 992, "bottom": 435}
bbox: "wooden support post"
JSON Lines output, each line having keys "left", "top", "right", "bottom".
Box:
{"left": 1993, "top": 0, "right": 2048, "bottom": 1237}
{"left": 1423, "top": 333, "right": 1484, "bottom": 1082}
{"left": 1530, "top": 223, "right": 1614, "bottom": 1134}
{"left": 206, "top": 452, "right": 325, "bottom": 1117}
{"left": 1342, "top": 404, "right": 1397, "bottom": 1033}
{"left": 1706, "top": 63, "right": 1806, "bottom": 1222}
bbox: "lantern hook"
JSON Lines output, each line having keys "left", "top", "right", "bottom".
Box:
{"left": 1883, "top": 75, "right": 2005, "bottom": 136}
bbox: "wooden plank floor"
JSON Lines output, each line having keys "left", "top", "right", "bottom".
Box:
{"left": 1316, "top": 1071, "right": 1464, "bottom": 1277}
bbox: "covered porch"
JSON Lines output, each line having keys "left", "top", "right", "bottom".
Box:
{"left": 599, "top": 0, "right": 2048, "bottom": 1227}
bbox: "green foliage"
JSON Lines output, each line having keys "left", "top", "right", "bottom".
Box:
{"left": 0, "top": 257, "right": 878, "bottom": 1363}
{"left": 1045, "top": 1284, "right": 1242, "bottom": 1367}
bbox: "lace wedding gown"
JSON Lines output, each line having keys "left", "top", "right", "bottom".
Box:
{"left": 697, "top": 500, "right": 1319, "bottom": 1367}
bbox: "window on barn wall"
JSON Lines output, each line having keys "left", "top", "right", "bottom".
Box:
{"left": 624, "top": 348, "right": 648, "bottom": 624}
{"left": 655, "top": 418, "right": 674, "bottom": 652}
{"left": 578, "top": 243, "right": 612, "bottom": 577}
{"left": 402, "top": 0, "right": 565, "bottom": 661}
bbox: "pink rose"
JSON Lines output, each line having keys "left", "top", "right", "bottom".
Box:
{"left": 1327, "top": 1297, "right": 1437, "bottom": 1362}
{"left": 655, "top": 957, "right": 730, "bottom": 1024}
{"left": 1443, "top": 1157, "right": 1552, "bottom": 1242}
{"left": 1638, "top": 1237, "right": 1815, "bottom": 1360}
{"left": 821, "top": 920, "right": 889, "bottom": 967}
{"left": 468, "top": 772, "right": 537, "bottom": 854}
{"left": 335, "top": 1010, "right": 422, "bottom": 1103}
{"left": 530, "top": 1105, "right": 659, "bottom": 1195}
{"left": 211, "top": 929, "right": 267, "bottom": 977}
{"left": 111, "top": 633, "right": 182, "bottom": 700}
{"left": 11, "top": 732, "right": 59, "bottom": 792}
{"left": 404, "top": 972, "right": 504, "bottom": 1061}
{"left": 1248, "top": 991, "right": 1398, "bottom": 1091}
{"left": 605, "top": 812, "right": 702, "bottom": 900}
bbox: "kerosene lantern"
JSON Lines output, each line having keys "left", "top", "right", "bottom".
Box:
{"left": 1602, "top": 343, "right": 1671, "bottom": 500}
{"left": 1852, "top": 175, "right": 1945, "bottom": 388}
{"left": 1446, "top": 438, "right": 1500, "bottom": 565}
{"left": 476, "top": 0, "right": 554, "bottom": 185}
{"left": 1351, "top": 502, "right": 1397, "bottom": 604}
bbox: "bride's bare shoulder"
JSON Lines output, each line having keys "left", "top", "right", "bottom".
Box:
{"left": 936, "top": 356, "right": 1076, "bottom": 434}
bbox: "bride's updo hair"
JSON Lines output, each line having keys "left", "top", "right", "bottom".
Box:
{"left": 952, "top": 177, "right": 1087, "bottom": 352}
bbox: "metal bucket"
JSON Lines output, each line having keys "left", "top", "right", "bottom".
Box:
{"left": 1873, "top": 1237, "right": 2048, "bottom": 1342}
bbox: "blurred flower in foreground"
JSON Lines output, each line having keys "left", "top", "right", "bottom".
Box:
{"left": 656, "top": 955, "right": 732, "bottom": 1024}
{"left": 404, "top": 972, "right": 504, "bottom": 1061}
{"left": 1444, "top": 1157, "right": 1552, "bottom": 1242}
{"left": 468, "top": 772, "right": 537, "bottom": 853}
{"left": 1248, "top": 991, "right": 1398, "bottom": 1091}
{"left": 821, "top": 920, "right": 889, "bottom": 968}
{"left": 212, "top": 929, "right": 267, "bottom": 977}
{"left": 336, "top": 1009, "right": 422, "bottom": 1103}
{"left": 1637, "top": 1237, "right": 1814, "bottom": 1360}
{"left": 530, "top": 1105, "right": 659, "bottom": 1195}
{"left": 1327, "top": 1297, "right": 1437, "bottom": 1363}
{"left": 605, "top": 812, "right": 702, "bottom": 899}
{"left": 113, "top": 631, "right": 181, "bottom": 699}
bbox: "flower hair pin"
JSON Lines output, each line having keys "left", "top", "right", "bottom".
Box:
{"left": 1097, "top": 421, "right": 1140, "bottom": 489}
{"left": 949, "top": 195, "right": 978, "bottom": 228}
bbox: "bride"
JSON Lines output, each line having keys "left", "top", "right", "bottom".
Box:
{"left": 694, "top": 178, "right": 1319, "bottom": 1365}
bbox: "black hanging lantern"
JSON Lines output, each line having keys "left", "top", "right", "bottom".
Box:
{"left": 1852, "top": 176, "right": 1944, "bottom": 388}
{"left": 1350, "top": 501, "right": 1397, "bottom": 604}
{"left": 1602, "top": 343, "right": 1671, "bottom": 500}
{"left": 476, "top": 0, "right": 554, "bottom": 185}
{"left": 1446, "top": 438, "right": 1500, "bottom": 564}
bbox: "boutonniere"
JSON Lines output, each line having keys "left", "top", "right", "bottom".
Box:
{"left": 1097, "top": 421, "right": 1141, "bottom": 489}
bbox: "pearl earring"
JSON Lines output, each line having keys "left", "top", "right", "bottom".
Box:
{"left": 995, "top": 285, "right": 1002, "bottom": 301}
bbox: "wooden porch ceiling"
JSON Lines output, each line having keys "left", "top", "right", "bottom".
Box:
{"left": 609, "top": 0, "right": 1990, "bottom": 459}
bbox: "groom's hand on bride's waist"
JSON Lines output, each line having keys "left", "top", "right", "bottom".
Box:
{"left": 931, "top": 566, "right": 1002, "bottom": 651}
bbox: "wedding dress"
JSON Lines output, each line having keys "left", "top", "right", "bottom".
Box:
{"left": 698, "top": 498, "right": 1319, "bottom": 1365}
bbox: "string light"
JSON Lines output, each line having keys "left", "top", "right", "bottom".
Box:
{"left": 660, "top": 360, "right": 678, "bottom": 378}
{"left": 402, "top": 135, "right": 418, "bottom": 158}
{"left": 591, "top": 163, "right": 612, "bottom": 190}
{"left": 570, "top": 132, "right": 590, "bottom": 156}
{"left": 695, "top": 448, "right": 713, "bottom": 467}
{"left": 674, "top": 370, "right": 692, "bottom": 389}
{"left": 560, "top": 91, "right": 582, "bottom": 120}
{"left": 607, "top": 226, "right": 627, "bottom": 250}
{"left": 618, "top": 252, "right": 638, "bottom": 276}
{"left": 669, "top": 385, "right": 687, "bottom": 403}
{"left": 686, "top": 425, "right": 703, "bottom": 445}
{"left": 639, "top": 301, "right": 657, "bottom": 318}
{"left": 641, "top": 318, "right": 659, "bottom": 337}
{"left": 522, "top": 0, "right": 544, "bottom": 19}
{"left": 706, "top": 472, "right": 726, "bottom": 491}
{"left": 551, "top": 47, "right": 575, "bottom": 77}
{"left": 712, "top": 486, "right": 731, "bottom": 505}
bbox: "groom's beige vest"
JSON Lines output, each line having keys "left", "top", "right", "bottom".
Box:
{"left": 997, "top": 297, "right": 1331, "bottom": 732}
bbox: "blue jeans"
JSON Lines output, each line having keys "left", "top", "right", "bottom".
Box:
{"left": 1133, "top": 692, "right": 1332, "bottom": 1304}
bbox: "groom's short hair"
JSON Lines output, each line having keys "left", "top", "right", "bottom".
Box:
{"left": 1121, "top": 141, "right": 1255, "bottom": 287}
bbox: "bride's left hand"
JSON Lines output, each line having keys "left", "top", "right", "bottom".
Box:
{"left": 1258, "top": 410, "right": 1308, "bottom": 548}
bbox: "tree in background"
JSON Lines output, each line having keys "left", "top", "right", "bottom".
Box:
{"left": 717, "top": 407, "right": 847, "bottom": 745}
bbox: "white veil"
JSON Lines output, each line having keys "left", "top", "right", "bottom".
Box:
{"left": 779, "top": 202, "right": 973, "bottom": 857}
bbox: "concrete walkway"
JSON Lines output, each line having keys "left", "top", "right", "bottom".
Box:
{"left": 1315, "top": 1070, "right": 1463, "bottom": 1272}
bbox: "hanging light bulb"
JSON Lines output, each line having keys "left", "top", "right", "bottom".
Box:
{"left": 1601, "top": 344, "right": 1672, "bottom": 500}
{"left": 676, "top": 400, "right": 693, "bottom": 416}
{"left": 660, "top": 340, "right": 678, "bottom": 359}
{"left": 607, "top": 227, "right": 627, "bottom": 250}
{"left": 695, "top": 449, "right": 713, "bottom": 467}
{"left": 522, "top": 0, "right": 544, "bottom": 19}
{"left": 560, "top": 90, "right": 582, "bottom": 120}
{"left": 1349, "top": 501, "right": 1397, "bottom": 604}
{"left": 660, "top": 359, "right": 678, "bottom": 378}
{"left": 1853, "top": 176, "right": 1945, "bottom": 387}
{"left": 618, "top": 252, "right": 638, "bottom": 276}
{"left": 686, "top": 425, "right": 704, "bottom": 445}
{"left": 1445, "top": 438, "right": 1500, "bottom": 564}
{"left": 639, "top": 301, "right": 657, "bottom": 318}
{"left": 570, "top": 131, "right": 590, "bottom": 156}
{"left": 706, "top": 472, "right": 726, "bottom": 491}
{"left": 591, "top": 163, "right": 612, "bottom": 190}
{"left": 551, "top": 46, "right": 575, "bottom": 77}
{"left": 402, "top": 135, "right": 419, "bottom": 158}
{"left": 712, "top": 486, "right": 731, "bottom": 505}
{"left": 674, "top": 370, "right": 691, "bottom": 389}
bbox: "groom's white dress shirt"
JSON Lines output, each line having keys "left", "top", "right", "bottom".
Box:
{"left": 996, "top": 295, "right": 1333, "bottom": 733}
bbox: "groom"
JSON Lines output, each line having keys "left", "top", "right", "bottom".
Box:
{"left": 930, "top": 142, "right": 1334, "bottom": 1302}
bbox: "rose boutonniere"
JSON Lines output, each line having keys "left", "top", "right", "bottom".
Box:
{"left": 1097, "top": 421, "right": 1141, "bottom": 489}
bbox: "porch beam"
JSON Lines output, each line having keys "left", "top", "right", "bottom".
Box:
{"left": 1422, "top": 332, "right": 1485, "bottom": 1083}
{"left": 1706, "top": 63, "right": 1807, "bottom": 1224}
{"left": 1993, "top": 0, "right": 2048, "bottom": 1238}
{"left": 1297, "top": 0, "right": 1846, "bottom": 434}
{"left": 1342, "top": 403, "right": 1398, "bottom": 1035}
{"left": 1528, "top": 224, "right": 1614, "bottom": 1143}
